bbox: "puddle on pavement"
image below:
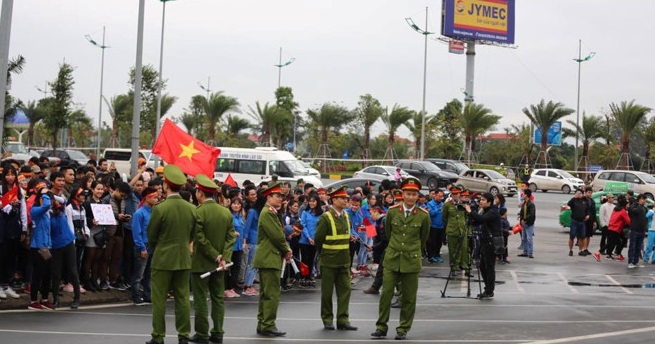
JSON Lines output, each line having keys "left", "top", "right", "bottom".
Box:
{"left": 568, "top": 281, "right": 655, "bottom": 289}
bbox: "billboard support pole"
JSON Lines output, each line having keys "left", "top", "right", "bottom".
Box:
{"left": 574, "top": 39, "right": 581, "bottom": 172}
{"left": 464, "top": 41, "right": 475, "bottom": 105}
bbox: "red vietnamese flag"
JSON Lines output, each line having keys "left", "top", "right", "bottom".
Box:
{"left": 224, "top": 173, "right": 237, "bottom": 187}
{"left": 152, "top": 119, "right": 221, "bottom": 177}
{"left": 1, "top": 184, "right": 19, "bottom": 205}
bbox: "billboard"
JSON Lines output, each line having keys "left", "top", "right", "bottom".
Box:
{"left": 448, "top": 40, "right": 465, "bottom": 54}
{"left": 442, "top": 0, "right": 515, "bottom": 45}
{"left": 533, "top": 121, "right": 562, "bottom": 146}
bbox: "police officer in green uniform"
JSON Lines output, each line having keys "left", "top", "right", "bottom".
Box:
{"left": 314, "top": 186, "right": 358, "bottom": 331}
{"left": 189, "top": 174, "right": 236, "bottom": 344}
{"left": 147, "top": 165, "right": 197, "bottom": 344}
{"left": 253, "top": 182, "right": 292, "bottom": 337}
{"left": 371, "top": 177, "right": 430, "bottom": 341}
{"left": 442, "top": 187, "right": 469, "bottom": 277}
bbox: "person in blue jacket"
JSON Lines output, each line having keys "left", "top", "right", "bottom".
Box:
{"left": 28, "top": 180, "right": 55, "bottom": 311}
{"left": 300, "top": 194, "right": 323, "bottom": 286}
{"left": 131, "top": 186, "right": 159, "bottom": 305}
{"left": 426, "top": 190, "right": 445, "bottom": 263}
{"left": 347, "top": 195, "right": 369, "bottom": 275}
{"left": 243, "top": 191, "right": 265, "bottom": 296}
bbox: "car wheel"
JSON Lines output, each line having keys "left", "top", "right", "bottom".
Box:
{"left": 507, "top": 193, "right": 516, "bottom": 197}
{"left": 489, "top": 186, "right": 499, "bottom": 196}
{"left": 541, "top": 190, "right": 548, "bottom": 193}
{"left": 427, "top": 178, "right": 438, "bottom": 190}
{"left": 645, "top": 193, "right": 654, "bottom": 201}
{"left": 561, "top": 185, "right": 571, "bottom": 194}
{"left": 529, "top": 183, "right": 537, "bottom": 192}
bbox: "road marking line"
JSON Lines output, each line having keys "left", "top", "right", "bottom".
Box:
{"left": 557, "top": 272, "right": 578, "bottom": 293}
{"left": 605, "top": 274, "right": 633, "bottom": 294}
{"left": 0, "top": 329, "right": 527, "bottom": 342}
{"left": 509, "top": 270, "right": 525, "bottom": 293}
{"left": 524, "top": 325, "right": 655, "bottom": 343}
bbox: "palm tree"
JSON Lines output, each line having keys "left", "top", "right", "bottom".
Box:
{"left": 224, "top": 114, "right": 252, "bottom": 139}
{"left": 609, "top": 100, "right": 651, "bottom": 169}
{"left": 201, "top": 92, "right": 240, "bottom": 144}
{"left": 306, "top": 103, "right": 352, "bottom": 143}
{"left": 6, "top": 55, "right": 25, "bottom": 88}
{"left": 353, "top": 94, "right": 383, "bottom": 160}
{"left": 248, "top": 102, "right": 279, "bottom": 146}
{"left": 68, "top": 109, "right": 93, "bottom": 147}
{"left": 562, "top": 114, "right": 607, "bottom": 160}
{"left": 381, "top": 104, "right": 413, "bottom": 161}
{"left": 522, "top": 99, "right": 574, "bottom": 166}
{"left": 103, "top": 94, "right": 131, "bottom": 148}
{"left": 178, "top": 113, "right": 199, "bottom": 134}
{"left": 458, "top": 103, "right": 500, "bottom": 163}
{"left": 406, "top": 111, "right": 436, "bottom": 158}
{"left": 23, "top": 101, "right": 45, "bottom": 146}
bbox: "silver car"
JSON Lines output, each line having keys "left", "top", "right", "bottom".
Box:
{"left": 528, "top": 168, "right": 584, "bottom": 194}
{"left": 353, "top": 165, "right": 410, "bottom": 181}
{"left": 456, "top": 169, "right": 517, "bottom": 197}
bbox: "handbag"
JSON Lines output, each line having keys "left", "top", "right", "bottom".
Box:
{"left": 38, "top": 247, "right": 52, "bottom": 261}
{"left": 492, "top": 236, "right": 505, "bottom": 255}
{"left": 93, "top": 229, "right": 110, "bottom": 248}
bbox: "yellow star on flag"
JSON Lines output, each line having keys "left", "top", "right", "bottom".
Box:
{"left": 179, "top": 140, "right": 200, "bottom": 161}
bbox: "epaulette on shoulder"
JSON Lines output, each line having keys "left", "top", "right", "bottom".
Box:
{"left": 389, "top": 204, "right": 401, "bottom": 209}
{"left": 268, "top": 206, "right": 276, "bottom": 212}
{"left": 419, "top": 207, "right": 429, "bottom": 214}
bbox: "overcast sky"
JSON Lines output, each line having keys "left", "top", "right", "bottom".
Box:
{"left": 7, "top": 0, "right": 655, "bottom": 142}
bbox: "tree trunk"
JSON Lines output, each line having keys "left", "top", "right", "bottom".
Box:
{"left": 362, "top": 126, "right": 370, "bottom": 167}
{"left": 621, "top": 133, "right": 630, "bottom": 170}
{"left": 208, "top": 121, "right": 216, "bottom": 144}
{"left": 112, "top": 118, "right": 119, "bottom": 148}
{"left": 388, "top": 130, "right": 395, "bottom": 163}
{"left": 541, "top": 128, "right": 548, "bottom": 166}
{"left": 27, "top": 122, "right": 35, "bottom": 147}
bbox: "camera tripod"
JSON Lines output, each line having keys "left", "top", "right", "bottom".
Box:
{"left": 440, "top": 232, "right": 482, "bottom": 299}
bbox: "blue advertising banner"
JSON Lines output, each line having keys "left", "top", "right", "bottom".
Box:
{"left": 533, "top": 121, "right": 562, "bottom": 146}
{"left": 442, "top": 0, "right": 515, "bottom": 44}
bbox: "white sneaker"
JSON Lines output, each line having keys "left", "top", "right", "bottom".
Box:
{"left": 3, "top": 287, "right": 19, "bottom": 299}
{"left": 628, "top": 263, "right": 636, "bottom": 269}
{"left": 637, "top": 263, "right": 645, "bottom": 268}
{"left": 0, "top": 288, "right": 6, "bottom": 299}
{"left": 63, "top": 284, "right": 74, "bottom": 293}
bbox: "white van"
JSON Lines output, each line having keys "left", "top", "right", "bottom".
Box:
{"left": 102, "top": 148, "right": 157, "bottom": 180}
{"left": 214, "top": 147, "right": 323, "bottom": 187}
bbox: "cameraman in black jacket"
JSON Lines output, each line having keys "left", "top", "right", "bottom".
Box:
{"left": 464, "top": 192, "right": 501, "bottom": 300}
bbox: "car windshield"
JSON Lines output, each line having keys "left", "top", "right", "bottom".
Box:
{"left": 484, "top": 170, "right": 505, "bottom": 179}
{"left": 6, "top": 142, "right": 28, "bottom": 154}
{"left": 66, "top": 150, "right": 89, "bottom": 161}
{"left": 453, "top": 162, "right": 468, "bottom": 171}
{"left": 299, "top": 161, "right": 311, "bottom": 168}
{"left": 559, "top": 170, "right": 575, "bottom": 178}
{"left": 638, "top": 172, "right": 655, "bottom": 184}
{"left": 283, "top": 160, "right": 308, "bottom": 174}
{"left": 420, "top": 163, "right": 440, "bottom": 171}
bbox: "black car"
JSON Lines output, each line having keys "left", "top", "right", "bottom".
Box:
{"left": 426, "top": 158, "right": 469, "bottom": 175}
{"left": 395, "top": 160, "right": 459, "bottom": 189}
{"left": 40, "top": 149, "right": 89, "bottom": 168}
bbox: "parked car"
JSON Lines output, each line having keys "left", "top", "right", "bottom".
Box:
{"left": 591, "top": 170, "right": 655, "bottom": 200}
{"left": 394, "top": 160, "right": 458, "bottom": 189}
{"left": 325, "top": 178, "right": 385, "bottom": 195}
{"left": 426, "top": 158, "right": 469, "bottom": 175}
{"left": 528, "top": 168, "right": 585, "bottom": 194}
{"left": 1, "top": 141, "right": 38, "bottom": 162}
{"left": 299, "top": 160, "right": 321, "bottom": 178}
{"left": 456, "top": 169, "right": 517, "bottom": 196}
{"left": 40, "top": 149, "right": 90, "bottom": 168}
{"left": 559, "top": 190, "right": 654, "bottom": 228}
{"left": 353, "top": 165, "right": 410, "bottom": 182}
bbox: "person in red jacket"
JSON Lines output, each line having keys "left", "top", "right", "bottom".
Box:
{"left": 606, "top": 196, "right": 630, "bottom": 261}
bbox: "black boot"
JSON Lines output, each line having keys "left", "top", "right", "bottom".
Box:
{"left": 71, "top": 291, "right": 80, "bottom": 309}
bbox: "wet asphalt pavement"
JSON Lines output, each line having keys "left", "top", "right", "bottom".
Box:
{"left": 2, "top": 192, "right": 655, "bottom": 343}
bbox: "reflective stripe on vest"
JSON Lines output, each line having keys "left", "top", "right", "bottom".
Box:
{"left": 323, "top": 211, "right": 350, "bottom": 250}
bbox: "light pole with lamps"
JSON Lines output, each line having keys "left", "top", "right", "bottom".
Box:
{"left": 154, "top": 0, "right": 174, "bottom": 167}
{"left": 405, "top": 6, "right": 433, "bottom": 160}
{"left": 573, "top": 39, "right": 595, "bottom": 172}
{"left": 274, "top": 47, "right": 295, "bottom": 88}
{"left": 35, "top": 82, "right": 50, "bottom": 98}
{"left": 86, "top": 27, "right": 108, "bottom": 159}
{"left": 198, "top": 76, "right": 211, "bottom": 99}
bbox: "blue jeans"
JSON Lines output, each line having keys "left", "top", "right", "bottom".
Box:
{"left": 244, "top": 244, "right": 258, "bottom": 287}
{"left": 569, "top": 220, "right": 586, "bottom": 240}
{"left": 628, "top": 231, "right": 645, "bottom": 265}
{"left": 523, "top": 224, "right": 535, "bottom": 256}
{"left": 357, "top": 231, "right": 368, "bottom": 265}
{"left": 131, "top": 247, "right": 151, "bottom": 302}
{"left": 644, "top": 231, "right": 655, "bottom": 263}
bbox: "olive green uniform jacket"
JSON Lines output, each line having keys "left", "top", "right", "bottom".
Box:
{"left": 191, "top": 200, "right": 236, "bottom": 273}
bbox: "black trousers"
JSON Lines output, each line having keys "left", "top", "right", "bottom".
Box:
{"left": 300, "top": 244, "right": 316, "bottom": 278}
{"left": 51, "top": 242, "right": 81, "bottom": 301}
{"left": 606, "top": 231, "right": 624, "bottom": 256}
{"left": 122, "top": 229, "right": 134, "bottom": 284}
{"left": 426, "top": 228, "right": 444, "bottom": 258}
{"left": 479, "top": 240, "right": 496, "bottom": 294}
{"left": 599, "top": 226, "right": 609, "bottom": 254}
{"left": 225, "top": 250, "right": 243, "bottom": 290}
{"left": 30, "top": 249, "right": 51, "bottom": 302}
{"left": 371, "top": 251, "right": 385, "bottom": 291}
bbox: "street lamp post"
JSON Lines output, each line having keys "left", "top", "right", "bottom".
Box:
{"left": 274, "top": 47, "right": 295, "bottom": 88}
{"left": 198, "top": 76, "right": 211, "bottom": 99}
{"left": 86, "top": 27, "right": 108, "bottom": 159}
{"left": 405, "top": 7, "right": 433, "bottom": 161}
{"left": 131, "top": 0, "right": 146, "bottom": 176}
{"left": 154, "top": 0, "right": 174, "bottom": 167}
{"left": 573, "top": 39, "right": 595, "bottom": 172}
